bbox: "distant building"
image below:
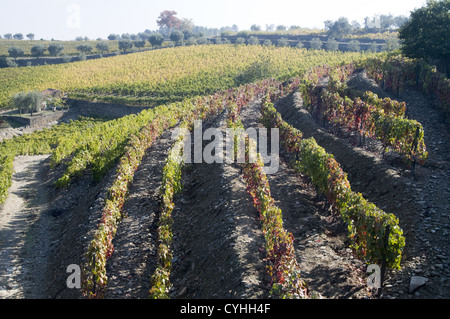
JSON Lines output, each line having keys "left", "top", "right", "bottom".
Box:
{"left": 41, "top": 89, "right": 63, "bottom": 110}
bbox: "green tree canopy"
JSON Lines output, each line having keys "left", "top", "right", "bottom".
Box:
{"left": 13, "top": 91, "right": 44, "bottom": 116}
{"left": 148, "top": 32, "right": 165, "bottom": 47}
{"left": 325, "top": 38, "right": 339, "bottom": 51}
{"left": 118, "top": 39, "right": 133, "bottom": 52}
{"left": 399, "top": 0, "right": 450, "bottom": 75}
{"left": 96, "top": 42, "right": 109, "bottom": 55}
{"left": 48, "top": 43, "right": 65, "bottom": 56}
{"left": 76, "top": 44, "right": 93, "bottom": 54}
{"left": 169, "top": 30, "right": 184, "bottom": 44}
{"left": 31, "top": 45, "right": 46, "bottom": 59}
{"left": 310, "top": 38, "right": 323, "bottom": 50}
{"left": 327, "top": 17, "right": 353, "bottom": 38}
{"left": 8, "top": 47, "right": 24, "bottom": 61}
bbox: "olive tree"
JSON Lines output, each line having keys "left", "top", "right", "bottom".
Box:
{"left": 310, "top": 38, "right": 323, "bottom": 50}
{"left": 8, "top": 47, "right": 24, "bottom": 62}
{"left": 13, "top": 91, "right": 44, "bottom": 116}
{"left": 96, "top": 42, "right": 109, "bottom": 55}
{"left": 48, "top": 43, "right": 65, "bottom": 56}
{"left": 148, "top": 32, "right": 164, "bottom": 47}
{"left": 31, "top": 45, "right": 46, "bottom": 59}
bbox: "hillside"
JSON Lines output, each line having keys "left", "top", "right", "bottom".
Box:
{"left": 0, "top": 44, "right": 449, "bottom": 301}
{"left": 0, "top": 45, "right": 373, "bottom": 109}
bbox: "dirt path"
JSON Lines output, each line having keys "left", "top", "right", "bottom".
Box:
{"left": 169, "top": 112, "right": 269, "bottom": 299}
{"left": 0, "top": 155, "right": 51, "bottom": 298}
{"left": 104, "top": 128, "right": 175, "bottom": 298}
{"left": 387, "top": 88, "right": 450, "bottom": 299}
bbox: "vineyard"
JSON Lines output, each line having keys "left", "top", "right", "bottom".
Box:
{"left": 0, "top": 39, "right": 121, "bottom": 57}
{"left": 0, "top": 44, "right": 449, "bottom": 300}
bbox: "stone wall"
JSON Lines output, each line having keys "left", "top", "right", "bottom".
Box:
{"left": 67, "top": 99, "right": 151, "bottom": 119}
{"left": 4, "top": 111, "right": 68, "bottom": 128}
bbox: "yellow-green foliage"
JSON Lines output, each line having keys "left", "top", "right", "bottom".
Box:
{"left": 0, "top": 45, "right": 378, "bottom": 109}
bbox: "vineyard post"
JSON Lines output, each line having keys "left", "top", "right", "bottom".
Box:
{"left": 410, "top": 127, "right": 420, "bottom": 180}
{"left": 377, "top": 224, "right": 390, "bottom": 298}
{"left": 92, "top": 255, "right": 97, "bottom": 297}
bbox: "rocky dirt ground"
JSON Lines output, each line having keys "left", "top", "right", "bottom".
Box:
{"left": 0, "top": 70, "right": 448, "bottom": 299}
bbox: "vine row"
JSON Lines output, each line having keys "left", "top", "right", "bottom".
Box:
{"left": 260, "top": 96, "right": 405, "bottom": 270}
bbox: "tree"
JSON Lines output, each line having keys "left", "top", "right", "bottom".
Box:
{"left": 76, "top": 44, "right": 93, "bottom": 54}
{"left": 382, "top": 35, "right": 400, "bottom": 52}
{"left": 157, "top": 10, "right": 181, "bottom": 34}
{"left": 4, "top": 33, "right": 13, "bottom": 40}
{"left": 351, "top": 20, "right": 361, "bottom": 30}
{"left": 196, "top": 37, "right": 208, "bottom": 45}
{"left": 118, "top": 39, "right": 133, "bottom": 52}
{"left": 276, "top": 25, "right": 287, "bottom": 31}
{"left": 393, "top": 15, "right": 409, "bottom": 29}
{"left": 310, "top": 38, "right": 323, "bottom": 50}
{"left": 235, "top": 37, "right": 246, "bottom": 45}
{"left": 324, "top": 20, "right": 334, "bottom": 31}
{"left": 277, "top": 37, "right": 289, "bottom": 47}
{"left": 96, "top": 42, "right": 109, "bottom": 55}
{"left": 347, "top": 40, "right": 361, "bottom": 52}
{"left": 169, "top": 30, "right": 184, "bottom": 45}
{"left": 325, "top": 38, "right": 339, "bottom": 51}
{"left": 48, "top": 43, "right": 65, "bottom": 56}
{"left": 26, "top": 33, "right": 35, "bottom": 40}
{"left": 380, "top": 14, "right": 395, "bottom": 30}
{"left": 133, "top": 40, "right": 146, "bottom": 51}
{"left": 327, "top": 17, "right": 353, "bottom": 38}
{"left": 13, "top": 91, "right": 44, "bottom": 116}
{"left": 180, "top": 18, "right": 194, "bottom": 32}
{"left": 148, "top": 32, "right": 165, "bottom": 47}
{"left": 186, "top": 36, "right": 197, "bottom": 46}
{"left": 31, "top": 45, "right": 46, "bottom": 58}
{"left": 247, "top": 36, "right": 260, "bottom": 45}
{"left": 8, "top": 47, "right": 24, "bottom": 61}
{"left": 369, "top": 42, "right": 379, "bottom": 53}
{"left": 108, "top": 34, "right": 120, "bottom": 40}
{"left": 263, "top": 39, "right": 273, "bottom": 47}
{"left": 250, "top": 24, "right": 261, "bottom": 31}
{"left": 399, "top": 0, "right": 450, "bottom": 75}
{"left": 13, "top": 33, "right": 23, "bottom": 40}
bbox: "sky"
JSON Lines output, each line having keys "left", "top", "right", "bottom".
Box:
{"left": 0, "top": 0, "right": 427, "bottom": 40}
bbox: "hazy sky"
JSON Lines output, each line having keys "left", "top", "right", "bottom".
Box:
{"left": 0, "top": 0, "right": 427, "bottom": 40}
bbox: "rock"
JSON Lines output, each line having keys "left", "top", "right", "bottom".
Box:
{"left": 177, "top": 286, "right": 187, "bottom": 297}
{"left": 409, "top": 276, "right": 429, "bottom": 293}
